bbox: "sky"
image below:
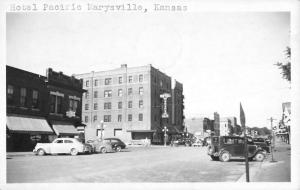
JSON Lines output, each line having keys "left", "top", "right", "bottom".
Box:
{"left": 6, "top": 12, "right": 291, "bottom": 128}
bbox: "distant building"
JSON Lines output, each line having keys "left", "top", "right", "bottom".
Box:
{"left": 6, "top": 66, "right": 86, "bottom": 151}
{"left": 213, "top": 112, "right": 220, "bottom": 136}
{"left": 224, "top": 116, "right": 241, "bottom": 135}
{"left": 220, "top": 117, "right": 233, "bottom": 136}
{"left": 185, "top": 117, "right": 211, "bottom": 138}
{"left": 75, "top": 64, "right": 184, "bottom": 144}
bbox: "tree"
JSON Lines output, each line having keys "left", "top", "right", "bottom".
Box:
{"left": 275, "top": 47, "right": 291, "bottom": 82}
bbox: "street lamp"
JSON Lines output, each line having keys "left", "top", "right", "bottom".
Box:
{"left": 162, "top": 126, "right": 168, "bottom": 147}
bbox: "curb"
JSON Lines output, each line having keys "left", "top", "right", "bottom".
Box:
{"left": 237, "top": 160, "right": 263, "bottom": 182}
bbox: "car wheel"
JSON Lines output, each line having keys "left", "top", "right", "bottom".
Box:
{"left": 210, "top": 156, "right": 219, "bottom": 161}
{"left": 255, "top": 152, "right": 265, "bottom": 162}
{"left": 219, "top": 151, "right": 231, "bottom": 162}
{"left": 116, "top": 146, "right": 122, "bottom": 152}
{"left": 37, "top": 149, "right": 45, "bottom": 156}
{"left": 70, "top": 148, "right": 78, "bottom": 156}
{"left": 100, "top": 147, "right": 107, "bottom": 154}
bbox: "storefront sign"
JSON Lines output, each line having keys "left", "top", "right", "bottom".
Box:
{"left": 160, "top": 93, "right": 171, "bottom": 118}
{"left": 66, "top": 110, "right": 76, "bottom": 118}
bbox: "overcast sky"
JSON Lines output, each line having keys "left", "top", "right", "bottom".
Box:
{"left": 6, "top": 12, "right": 290, "bottom": 128}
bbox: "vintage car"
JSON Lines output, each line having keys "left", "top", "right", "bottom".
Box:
{"left": 33, "top": 138, "right": 93, "bottom": 156}
{"left": 253, "top": 137, "right": 270, "bottom": 153}
{"left": 86, "top": 139, "right": 115, "bottom": 153}
{"left": 207, "top": 136, "right": 266, "bottom": 162}
{"left": 104, "top": 138, "right": 127, "bottom": 152}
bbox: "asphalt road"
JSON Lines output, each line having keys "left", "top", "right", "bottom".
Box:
{"left": 6, "top": 146, "right": 261, "bottom": 183}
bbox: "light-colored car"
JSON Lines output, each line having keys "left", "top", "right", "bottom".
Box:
{"left": 33, "top": 138, "right": 93, "bottom": 156}
{"left": 86, "top": 139, "right": 115, "bottom": 153}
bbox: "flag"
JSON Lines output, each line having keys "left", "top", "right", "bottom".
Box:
{"left": 240, "top": 102, "right": 246, "bottom": 127}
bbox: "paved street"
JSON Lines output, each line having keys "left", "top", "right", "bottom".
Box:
{"left": 7, "top": 146, "right": 262, "bottom": 183}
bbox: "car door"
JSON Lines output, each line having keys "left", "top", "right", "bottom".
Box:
{"left": 51, "top": 139, "right": 64, "bottom": 153}
{"left": 64, "top": 139, "right": 74, "bottom": 153}
{"left": 233, "top": 138, "right": 245, "bottom": 157}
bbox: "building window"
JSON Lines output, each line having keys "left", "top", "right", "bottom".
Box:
{"left": 104, "top": 115, "right": 111, "bottom": 122}
{"left": 128, "top": 88, "right": 132, "bottom": 95}
{"left": 69, "top": 99, "right": 79, "bottom": 113}
{"left": 128, "top": 101, "right": 132, "bottom": 108}
{"left": 118, "top": 102, "right": 122, "bottom": 109}
{"left": 85, "top": 116, "right": 89, "bottom": 123}
{"left": 85, "top": 92, "right": 89, "bottom": 99}
{"left": 94, "top": 79, "right": 98, "bottom": 86}
{"left": 118, "top": 89, "right": 123, "bottom": 97}
{"left": 139, "top": 87, "right": 144, "bottom": 95}
{"left": 128, "top": 76, "right": 133, "bottom": 83}
{"left": 93, "top": 115, "right": 97, "bottom": 122}
{"left": 32, "top": 90, "right": 39, "bottom": 109}
{"left": 139, "top": 113, "right": 143, "bottom": 121}
{"left": 104, "top": 90, "right": 112, "bottom": 98}
{"left": 94, "top": 103, "right": 98, "bottom": 110}
{"left": 86, "top": 80, "right": 90, "bottom": 87}
{"left": 85, "top": 104, "right": 89, "bottom": 110}
{"left": 94, "top": 91, "right": 98, "bottom": 98}
{"left": 104, "top": 102, "right": 111, "bottom": 110}
{"left": 20, "top": 88, "right": 27, "bottom": 107}
{"left": 7, "top": 85, "right": 14, "bottom": 105}
{"left": 118, "top": 115, "right": 122, "bottom": 122}
{"left": 139, "top": 100, "right": 143, "bottom": 108}
{"left": 50, "top": 94, "right": 63, "bottom": 114}
{"left": 105, "top": 78, "right": 112, "bottom": 85}
{"left": 139, "top": 74, "right": 143, "bottom": 82}
{"left": 128, "top": 114, "right": 132, "bottom": 121}
{"left": 119, "top": 77, "right": 123, "bottom": 84}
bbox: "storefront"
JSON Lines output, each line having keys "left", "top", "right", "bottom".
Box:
{"left": 6, "top": 115, "right": 54, "bottom": 151}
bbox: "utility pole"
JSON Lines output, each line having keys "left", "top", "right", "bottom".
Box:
{"left": 268, "top": 117, "right": 277, "bottom": 162}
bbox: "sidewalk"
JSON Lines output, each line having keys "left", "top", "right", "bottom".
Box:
{"left": 7, "top": 151, "right": 35, "bottom": 157}
{"left": 251, "top": 139, "right": 291, "bottom": 182}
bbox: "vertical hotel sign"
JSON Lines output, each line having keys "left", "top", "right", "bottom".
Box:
{"left": 160, "top": 93, "right": 171, "bottom": 118}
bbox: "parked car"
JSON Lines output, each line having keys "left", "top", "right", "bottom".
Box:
{"left": 104, "top": 138, "right": 126, "bottom": 152}
{"left": 207, "top": 136, "right": 266, "bottom": 162}
{"left": 86, "top": 139, "right": 115, "bottom": 153}
{"left": 33, "top": 138, "right": 93, "bottom": 156}
{"left": 252, "top": 137, "right": 270, "bottom": 153}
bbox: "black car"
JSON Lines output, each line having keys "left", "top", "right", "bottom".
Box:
{"left": 252, "top": 137, "right": 270, "bottom": 153}
{"left": 207, "top": 136, "right": 266, "bottom": 162}
{"left": 104, "top": 138, "right": 126, "bottom": 152}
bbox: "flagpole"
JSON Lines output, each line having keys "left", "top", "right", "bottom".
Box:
{"left": 240, "top": 103, "right": 250, "bottom": 182}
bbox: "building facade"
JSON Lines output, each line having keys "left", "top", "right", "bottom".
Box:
{"left": 6, "top": 66, "right": 85, "bottom": 151}
{"left": 185, "top": 117, "right": 211, "bottom": 138}
{"left": 219, "top": 117, "right": 233, "bottom": 136}
{"left": 75, "top": 64, "right": 184, "bottom": 143}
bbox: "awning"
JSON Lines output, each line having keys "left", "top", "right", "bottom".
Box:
{"left": 127, "top": 130, "right": 156, "bottom": 133}
{"left": 52, "top": 123, "right": 79, "bottom": 136}
{"left": 7, "top": 115, "right": 54, "bottom": 134}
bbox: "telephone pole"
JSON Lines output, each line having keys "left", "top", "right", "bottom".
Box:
{"left": 268, "top": 117, "right": 277, "bottom": 162}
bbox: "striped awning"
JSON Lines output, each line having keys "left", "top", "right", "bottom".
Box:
{"left": 7, "top": 115, "right": 53, "bottom": 134}
{"left": 52, "top": 123, "right": 79, "bottom": 136}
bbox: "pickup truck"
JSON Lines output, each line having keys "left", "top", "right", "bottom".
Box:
{"left": 33, "top": 138, "right": 92, "bottom": 156}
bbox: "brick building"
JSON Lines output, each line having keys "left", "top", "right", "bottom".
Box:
{"left": 6, "top": 66, "right": 85, "bottom": 151}
{"left": 185, "top": 117, "right": 211, "bottom": 138}
{"left": 75, "top": 64, "right": 184, "bottom": 144}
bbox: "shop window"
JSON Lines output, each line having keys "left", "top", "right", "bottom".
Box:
{"left": 32, "top": 90, "right": 39, "bottom": 109}
{"left": 7, "top": 85, "right": 14, "bottom": 105}
{"left": 20, "top": 88, "right": 27, "bottom": 107}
